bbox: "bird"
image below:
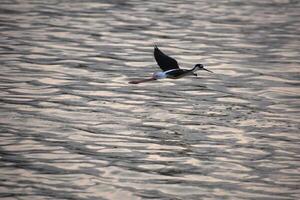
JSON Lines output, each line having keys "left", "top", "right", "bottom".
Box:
{"left": 129, "top": 45, "right": 213, "bottom": 84}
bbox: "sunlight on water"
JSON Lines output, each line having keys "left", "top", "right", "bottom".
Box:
{"left": 0, "top": 0, "right": 300, "bottom": 200}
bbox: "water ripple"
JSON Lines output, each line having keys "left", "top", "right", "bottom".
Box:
{"left": 0, "top": 0, "right": 300, "bottom": 200}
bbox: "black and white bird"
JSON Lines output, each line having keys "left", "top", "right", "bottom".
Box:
{"left": 129, "top": 45, "right": 213, "bottom": 84}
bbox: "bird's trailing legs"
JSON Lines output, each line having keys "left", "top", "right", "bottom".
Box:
{"left": 128, "top": 77, "right": 157, "bottom": 84}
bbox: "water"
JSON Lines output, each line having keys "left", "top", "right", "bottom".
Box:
{"left": 0, "top": 0, "right": 300, "bottom": 199}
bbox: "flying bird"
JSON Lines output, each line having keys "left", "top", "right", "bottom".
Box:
{"left": 129, "top": 45, "right": 213, "bottom": 84}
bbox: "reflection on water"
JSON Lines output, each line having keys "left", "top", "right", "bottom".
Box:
{"left": 0, "top": 0, "right": 300, "bottom": 199}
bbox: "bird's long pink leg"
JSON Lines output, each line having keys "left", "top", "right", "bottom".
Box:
{"left": 128, "top": 77, "right": 157, "bottom": 84}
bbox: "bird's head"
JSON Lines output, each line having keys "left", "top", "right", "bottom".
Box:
{"left": 194, "top": 64, "right": 213, "bottom": 73}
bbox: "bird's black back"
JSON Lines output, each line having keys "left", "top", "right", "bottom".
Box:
{"left": 154, "top": 45, "right": 180, "bottom": 71}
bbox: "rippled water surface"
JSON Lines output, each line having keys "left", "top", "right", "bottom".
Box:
{"left": 1, "top": 0, "right": 300, "bottom": 199}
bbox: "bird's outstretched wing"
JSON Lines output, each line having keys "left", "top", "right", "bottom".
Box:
{"left": 154, "top": 45, "right": 180, "bottom": 71}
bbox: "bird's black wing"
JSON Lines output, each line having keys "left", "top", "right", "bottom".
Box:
{"left": 154, "top": 45, "right": 180, "bottom": 71}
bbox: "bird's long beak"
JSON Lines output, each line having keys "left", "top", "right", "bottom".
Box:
{"left": 202, "top": 67, "right": 213, "bottom": 73}
{"left": 129, "top": 77, "right": 157, "bottom": 84}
